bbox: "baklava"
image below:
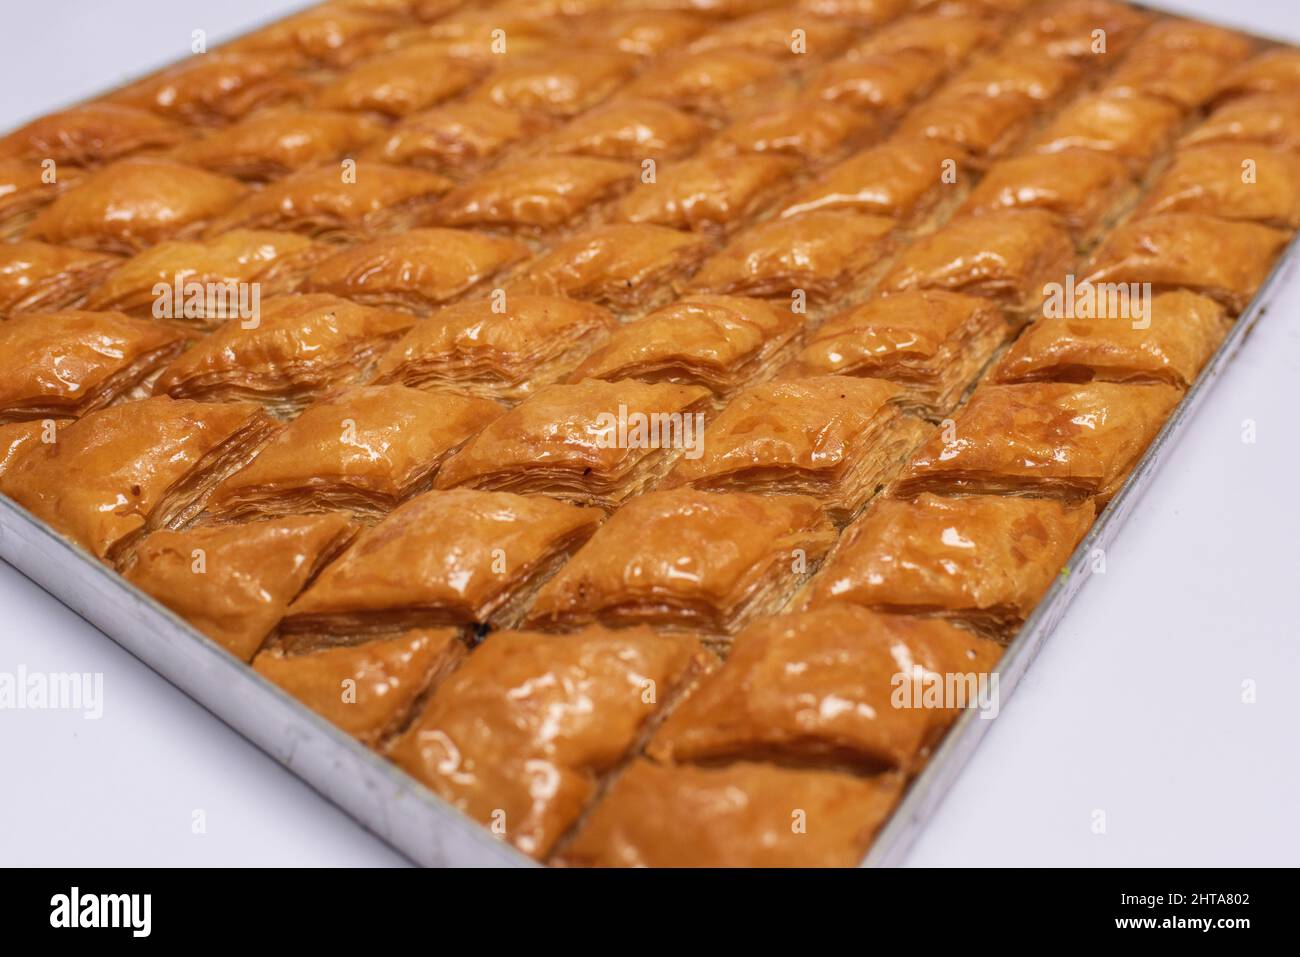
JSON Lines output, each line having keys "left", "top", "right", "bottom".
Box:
{"left": 0, "top": 242, "right": 120, "bottom": 316}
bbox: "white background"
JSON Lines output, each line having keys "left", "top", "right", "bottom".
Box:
{"left": 1, "top": 0, "right": 1297, "bottom": 867}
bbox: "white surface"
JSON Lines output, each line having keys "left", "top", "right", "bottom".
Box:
{"left": 1, "top": 0, "right": 1297, "bottom": 867}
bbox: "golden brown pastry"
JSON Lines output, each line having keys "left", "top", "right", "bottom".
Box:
{"left": 313, "top": 44, "right": 483, "bottom": 116}
{"left": 26, "top": 158, "right": 246, "bottom": 254}
{"left": 153, "top": 293, "right": 414, "bottom": 413}
{"left": 789, "top": 290, "right": 1009, "bottom": 416}
{"left": 892, "top": 382, "right": 1183, "bottom": 502}
{"left": 1004, "top": 0, "right": 1152, "bottom": 65}
{"left": 623, "top": 49, "right": 787, "bottom": 117}
{"left": 83, "top": 230, "right": 324, "bottom": 326}
{"left": 1028, "top": 93, "right": 1185, "bottom": 174}
{"left": 571, "top": 10, "right": 710, "bottom": 58}
{"left": 535, "top": 97, "right": 711, "bottom": 162}
{"left": 1214, "top": 49, "right": 1300, "bottom": 103}
{"left": 383, "top": 13, "right": 557, "bottom": 63}
{"left": 107, "top": 52, "right": 312, "bottom": 126}
{"left": 389, "top": 625, "right": 710, "bottom": 859}
{"left": 1134, "top": 144, "right": 1300, "bottom": 229}
{"left": 666, "top": 376, "right": 927, "bottom": 522}
{"left": 795, "top": 0, "right": 910, "bottom": 25}
{"left": 208, "top": 384, "right": 502, "bottom": 520}
{"left": 648, "top": 606, "right": 1002, "bottom": 769}
{"left": 895, "top": 87, "right": 1041, "bottom": 162}
{"left": 1182, "top": 94, "right": 1300, "bottom": 153}
{"left": 503, "top": 223, "right": 710, "bottom": 310}
{"left": 687, "top": 10, "right": 856, "bottom": 60}
{"left": 525, "top": 488, "right": 836, "bottom": 634}
{"left": 992, "top": 290, "right": 1230, "bottom": 388}
{"left": 220, "top": 4, "right": 399, "bottom": 68}
{"left": 852, "top": 12, "right": 996, "bottom": 67}
{"left": 711, "top": 100, "right": 877, "bottom": 164}
{"left": 0, "top": 418, "right": 66, "bottom": 482}
{"left": 471, "top": 50, "right": 640, "bottom": 117}
{"left": 804, "top": 50, "right": 949, "bottom": 118}
{"left": 435, "top": 379, "right": 713, "bottom": 507}
{"left": 1136, "top": 19, "right": 1255, "bottom": 62}
{"left": 556, "top": 759, "right": 902, "bottom": 868}
{"left": 204, "top": 162, "right": 452, "bottom": 241}
{"left": 168, "top": 108, "right": 386, "bottom": 181}
{"left": 0, "top": 310, "right": 186, "bottom": 423}
{"left": 373, "top": 294, "right": 616, "bottom": 401}
{"left": 610, "top": 152, "right": 798, "bottom": 232}
{"left": 282, "top": 488, "right": 602, "bottom": 634}
{"left": 0, "top": 103, "right": 189, "bottom": 167}
{"left": 879, "top": 209, "right": 1074, "bottom": 314}
{"left": 945, "top": 50, "right": 1082, "bottom": 105}
{"left": 1104, "top": 34, "right": 1251, "bottom": 109}
{"left": 803, "top": 494, "right": 1095, "bottom": 638}
{"left": 435, "top": 155, "right": 638, "bottom": 231}
{"left": 779, "top": 137, "right": 963, "bottom": 225}
{"left": 956, "top": 150, "right": 1135, "bottom": 241}
{"left": 1, "top": 396, "right": 274, "bottom": 562}
{"left": 252, "top": 628, "right": 463, "bottom": 746}
{"left": 568, "top": 294, "right": 801, "bottom": 398}
{"left": 302, "top": 228, "right": 529, "bottom": 311}
{"left": 1, "top": 158, "right": 81, "bottom": 240}
{"left": 121, "top": 515, "right": 357, "bottom": 661}
{"left": 361, "top": 103, "right": 548, "bottom": 176}
{"left": 0, "top": 242, "right": 120, "bottom": 316}
{"left": 1079, "top": 213, "right": 1290, "bottom": 313}
{"left": 687, "top": 211, "right": 895, "bottom": 301}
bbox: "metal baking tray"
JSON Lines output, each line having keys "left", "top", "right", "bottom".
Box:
{"left": 2, "top": 3, "right": 1296, "bottom": 868}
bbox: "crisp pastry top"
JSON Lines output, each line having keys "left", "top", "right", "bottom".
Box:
{"left": 1005, "top": 0, "right": 1152, "bottom": 63}
{"left": 893, "top": 382, "right": 1184, "bottom": 501}
{"left": 122, "top": 514, "right": 357, "bottom": 662}
{"left": 852, "top": 12, "right": 996, "bottom": 67}
{"left": 0, "top": 419, "right": 64, "bottom": 482}
{"left": 956, "top": 149, "right": 1133, "bottom": 236}
{"left": 361, "top": 103, "right": 546, "bottom": 174}
{"left": 253, "top": 628, "right": 463, "bottom": 746}
{"left": 167, "top": 108, "right": 386, "bottom": 181}
{"left": 389, "top": 624, "right": 710, "bottom": 859}
{"left": 993, "top": 290, "right": 1230, "bottom": 388}
{"left": 1215, "top": 49, "right": 1300, "bottom": 102}
{"left": 622, "top": 49, "right": 786, "bottom": 115}
{"left": 284, "top": 488, "right": 601, "bottom": 630}
{"left": 503, "top": 223, "right": 710, "bottom": 309}
{"left": 433, "top": 379, "right": 713, "bottom": 505}
{"left": 107, "top": 52, "right": 311, "bottom": 125}
{"left": 803, "top": 493, "right": 1096, "bottom": 632}
{"left": 1134, "top": 144, "right": 1300, "bottom": 229}
{"left": 568, "top": 294, "right": 801, "bottom": 395}
{"left": 1, "top": 395, "right": 272, "bottom": 561}
{"left": 879, "top": 209, "right": 1074, "bottom": 311}
{"left": 435, "top": 155, "right": 639, "bottom": 230}
{"left": 208, "top": 384, "right": 503, "bottom": 517}
{"left": 610, "top": 152, "right": 799, "bottom": 232}
{"left": 26, "top": 158, "right": 247, "bottom": 254}
{"left": 0, "top": 103, "right": 189, "bottom": 167}
{"left": 0, "top": 310, "right": 186, "bottom": 423}
{"left": 779, "top": 137, "right": 960, "bottom": 222}
{"left": 804, "top": 49, "right": 949, "bottom": 117}
{"left": 313, "top": 44, "right": 483, "bottom": 116}
{"left": 944, "top": 50, "right": 1082, "bottom": 104}
{"left": 203, "top": 161, "right": 452, "bottom": 239}
{"left": 1182, "top": 94, "right": 1300, "bottom": 153}
{"left": 1079, "top": 213, "right": 1291, "bottom": 313}
{"left": 537, "top": 97, "right": 711, "bottom": 161}
{"left": 303, "top": 228, "right": 529, "bottom": 310}
{"left": 374, "top": 294, "right": 617, "bottom": 400}
{"left": 572, "top": 10, "right": 711, "bottom": 58}
{"left": 219, "top": 5, "right": 398, "bottom": 67}
{"left": 688, "top": 10, "right": 856, "bottom": 60}
{"left": 556, "top": 758, "right": 903, "bottom": 868}
{"left": 1028, "top": 93, "right": 1185, "bottom": 172}
{"left": 712, "top": 100, "right": 878, "bottom": 163}
{"left": 0, "top": 241, "right": 120, "bottom": 316}
{"left": 1135, "top": 19, "right": 1256, "bottom": 62}
{"left": 1103, "top": 43, "right": 1246, "bottom": 109}
{"left": 687, "top": 211, "right": 895, "bottom": 300}
{"left": 525, "top": 487, "right": 836, "bottom": 632}
{"left": 0, "top": 159, "right": 79, "bottom": 238}
{"left": 895, "top": 85, "right": 1041, "bottom": 161}
{"left": 796, "top": 0, "right": 911, "bottom": 24}
{"left": 648, "top": 605, "right": 1001, "bottom": 771}
{"left": 83, "top": 229, "right": 322, "bottom": 322}
{"left": 471, "top": 50, "right": 640, "bottom": 117}
{"left": 153, "top": 293, "right": 415, "bottom": 409}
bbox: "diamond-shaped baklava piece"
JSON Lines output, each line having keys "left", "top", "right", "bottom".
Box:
{"left": 2, "top": 396, "right": 275, "bottom": 562}
{"left": 944, "top": 50, "right": 1082, "bottom": 105}
{"left": 1004, "top": 0, "right": 1152, "bottom": 65}
{"left": 623, "top": 49, "right": 787, "bottom": 117}
{"left": 525, "top": 488, "right": 836, "bottom": 634}
{"left": 1028, "top": 92, "right": 1184, "bottom": 174}
{"left": 435, "top": 379, "right": 713, "bottom": 506}
{"left": 0, "top": 419, "right": 66, "bottom": 482}
{"left": 535, "top": 97, "right": 711, "bottom": 162}
{"left": 556, "top": 759, "right": 902, "bottom": 868}
{"left": 892, "top": 382, "right": 1183, "bottom": 502}
{"left": 121, "top": 514, "right": 357, "bottom": 661}
{"left": 303, "top": 228, "right": 529, "bottom": 312}
{"left": 804, "top": 50, "right": 949, "bottom": 119}
{"left": 0, "top": 242, "right": 120, "bottom": 315}
{"left": 895, "top": 87, "right": 1042, "bottom": 163}
{"left": 154, "top": 293, "right": 415, "bottom": 413}
{"left": 106, "top": 52, "right": 312, "bottom": 126}
{"left": 1214, "top": 49, "right": 1300, "bottom": 103}
{"left": 1103, "top": 24, "right": 1253, "bottom": 109}
{"left": 568, "top": 294, "right": 801, "bottom": 399}
{"left": 610, "top": 153, "right": 798, "bottom": 232}
{"left": 253, "top": 628, "right": 464, "bottom": 746}
{"left": 796, "top": 0, "right": 911, "bottom": 26}
{"left": 687, "top": 10, "right": 856, "bottom": 60}
{"left": 851, "top": 11, "right": 996, "bottom": 68}
{"left": 374, "top": 294, "right": 617, "bottom": 402}
{"left": 572, "top": 9, "right": 710, "bottom": 58}
{"left": 649, "top": 605, "right": 1002, "bottom": 769}
{"left": 361, "top": 103, "right": 547, "bottom": 176}
{"left": 471, "top": 50, "right": 640, "bottom": 117}
{"left": 282, "top": 488, "right": 603, "bottom": 636}
{"left": 208, "top": 384, "right": 502, "bottom": 521}
{"left": 1079, "top": 213, "right": 1290, "bottom": 313}
{"left": 220, "top": 4, "right": 399, "bottom": 68}
{"left": 1182, "top": 94, "right": 1300, "bottom": 153}
{"left": 1134, "top": 144, "right": 1300, "bottom": 229}
{"left": 789, "top": 290, "right": 1009, "bottom": 417}
{"left": 313, "top": 44, "right": 482, "bottom": 116}
{"left": 0, "top": 310, "right": 186, "bottom": 423}
{"left": 389, "top": 625, "right": 711, "bottom": 859}
{"left": 0, "top": 103, "right": 189, "bottom": 167}
{"left": 711, "top": 100, "right": 877, "bottom": 163}
{"left": 803, "top": 494, "right": 1095, "bottom": 638}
